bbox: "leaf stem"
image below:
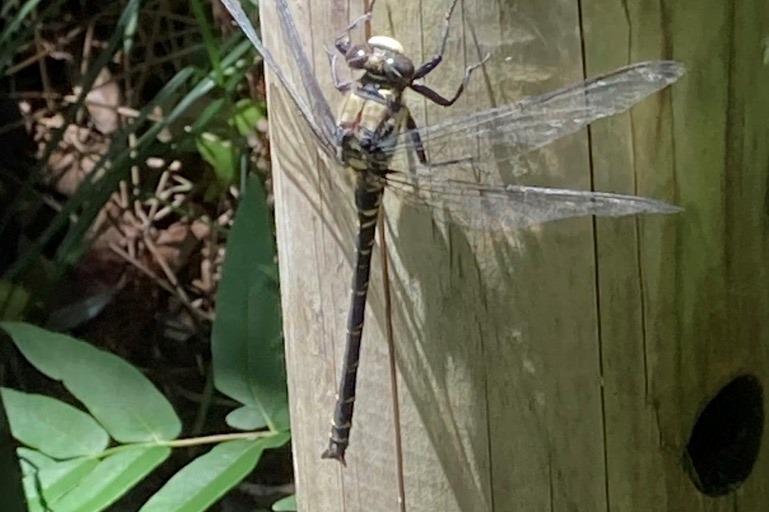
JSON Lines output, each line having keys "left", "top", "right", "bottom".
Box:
{"left": 90, "top": 430, "right": 279, "bottom": 459}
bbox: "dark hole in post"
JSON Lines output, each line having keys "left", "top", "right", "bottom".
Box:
{"left": 684, "top": 374, "right": 764, "bottom": 496}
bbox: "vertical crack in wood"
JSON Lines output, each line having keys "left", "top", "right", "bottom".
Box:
{"left": 576, "top": 1, "right": 612, "bottom": 511}
{"left": 548, "top": 453, "right": 555, "bottom": 512}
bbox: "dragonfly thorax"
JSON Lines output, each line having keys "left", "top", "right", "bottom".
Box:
{"left": 336, "top": 36, "right": 415, "bottom": 172}
{"left": 336, "top": 84, "right": 408, "bottom": 173}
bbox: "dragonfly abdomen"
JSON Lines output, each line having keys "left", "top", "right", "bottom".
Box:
{"left": 321, "top": 175, "right": 384, "bottom": 465}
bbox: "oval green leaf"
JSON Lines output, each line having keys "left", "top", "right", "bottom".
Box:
{"left": 2, "top": 388, "right": 109, "bottom": 458}
{"left": 212, "top": 176, "right": 288, "bottom": 432}
{"left": 230, "top": 98, "right": 265, "bottom": 136}
{"left": 139, "top": 433, "right": 289, "bottom": 512}
{"left": 22, "top": 456, "right": 99, "bottom": 512}
{"left": 197, "top": 132, "right": 238, "bottom": 191}
{"left": 18, "top": 448, "right": 55, "bottom": 474}
{"left": 224, "top": 405, "right": 267, "bottom": 430}
{"left": 50, "top": 446, "right": 170, "bottom": 512}
{"left": 0, "top": 322, "right": 181, "bottom": 442}
{"left": 272, "top": 494, "right": 297, "bottom": 511}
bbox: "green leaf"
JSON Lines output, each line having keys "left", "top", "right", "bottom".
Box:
{"left": 18, "top": 448, "right": 55, "bottom": 475}
{"left": 224, "top": 405, "right": 267, "bottom": 430}
{"left": 0, "top": 280, "right": 30, "bottom": 320}
{"left": 272, "top": 494, "right": 297, "bottom": 511}
{"left": 45, "top": 288, "right": 116, "bottom": 331}
{"left": 0, "top": 322, "right": 181, "bottom": 442}
{"left": 139, "top": 433, "right": 290, "bottom": 512}
{"left": 121, "top": 0, "right": 139, "bottom": 54}
{"left": 21, "top": 455, "right": 99, "bottom": 512}
{"left": 230, "top": 98, "right": 265, "bottom": 136}
{"left": 51, "top": 446, "right": 170, "bottom": 512}
{"left": 212, "top": 176, "right": 288, "bottom": 432}
{"left": 197, "top": 132, "right": 238, "bottom": 191}
{"left": 1, "top": 388, "right": 109, "bottom": 458}
{"left": 190, "top": 0, "right": 223, "bottom": 85}
{"left": 188, "top": 97, "right": 227, "bottom": 134}
{"left": 225, "top": 403, "right": 289, "bottom": 431}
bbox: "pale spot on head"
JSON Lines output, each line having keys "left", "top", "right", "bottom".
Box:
{"left": 367, "top": 35, "right": 404, "bottom": 54}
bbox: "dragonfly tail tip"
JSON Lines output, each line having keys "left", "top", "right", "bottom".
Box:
{"left": 321, "top": 445, "right": 347, "bottom": 466}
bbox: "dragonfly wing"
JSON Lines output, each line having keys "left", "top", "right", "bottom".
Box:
{"left": 385, "top": 61, "right": 684, "bottom": 173}
{"left": 221, "top": 0, "right": 339, "bottom": 160}
{"left": 380, "top": 172, "right": 681, "bottom": 231}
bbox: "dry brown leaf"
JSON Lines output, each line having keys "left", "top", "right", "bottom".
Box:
{"left": 84, "top": 68, "right": 121, "bottom": 134}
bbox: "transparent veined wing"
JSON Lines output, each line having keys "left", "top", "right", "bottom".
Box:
{"left": 378, "top": 171, "right": 681, "bottom": 231}
{"left": 385, "top": 60, "right": 685, "bottom": 181}
{"left": 220, "top": 0, "right": 339, "bottom": 160}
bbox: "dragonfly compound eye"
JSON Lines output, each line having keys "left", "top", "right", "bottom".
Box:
{"left": 383, "top": 53, "right": 415, "bottom": 82}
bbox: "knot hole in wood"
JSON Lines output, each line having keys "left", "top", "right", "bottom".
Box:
{"left": 683, "top": 374, "right": 764, "bottom": 497}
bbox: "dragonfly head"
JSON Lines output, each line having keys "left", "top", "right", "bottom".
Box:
{"left": 345, "top": 36, "right": 415, "bottom": 87}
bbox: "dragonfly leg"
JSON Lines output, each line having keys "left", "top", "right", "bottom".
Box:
{"left": 413, "top": 0, "right": 461, "bottom": 79}
{"left": 335, "top": 11, "right": 374, "bottom": 54}
{"left": 410, "top": 53, "right": 490, "bottom": 106}
{"left": 324, "top": 48, "right": 353, "bottom": 94}
{"left": 405, "top": 111, "right": 428, "bottom": 164}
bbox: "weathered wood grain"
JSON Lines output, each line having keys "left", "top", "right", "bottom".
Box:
{"left": 261, "top": 0, "right": 769, "bottom": 510}
{"left": 583, "top": 0, "right": 769, "bottom": 510}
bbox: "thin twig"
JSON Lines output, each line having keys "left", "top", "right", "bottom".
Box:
{"left": 190, "top": 363, "right": 215, "bottom": 435}
{"left": 108, "top": 242, "right": 214, "bottom": 323}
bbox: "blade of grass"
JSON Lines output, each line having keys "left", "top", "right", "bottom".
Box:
{"left": 51, "top": 38, "right": 253, "bottom": 271}
{"left": 4, "top": 37, "right": 253, "bottom": 284}
{"left": 0, "top": 0, "right": 141, "bottom": 245}
{"left": 190, "top": 0, "right": 223, "bottom": 86}
{"left": 0, "top": 0, "right": 46, "bottom": 52}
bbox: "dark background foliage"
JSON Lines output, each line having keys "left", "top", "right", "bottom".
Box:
{"left": 0, "top": 1, "right": 293, "bottom": 510}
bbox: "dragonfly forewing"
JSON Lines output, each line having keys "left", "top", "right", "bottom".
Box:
{"left": 221, "top": 0, "right": 339, "bottom": 160}
{"left": 384, "top": 60, "right": 685, "bottom": 178}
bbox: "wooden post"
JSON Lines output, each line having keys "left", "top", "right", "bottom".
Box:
{"left": 263, "top": 0, "right": 769, "bottom": 510}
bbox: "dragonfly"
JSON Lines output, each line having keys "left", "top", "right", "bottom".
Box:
{"left": 220, "top": 0, "right": 685, "bottom": 465}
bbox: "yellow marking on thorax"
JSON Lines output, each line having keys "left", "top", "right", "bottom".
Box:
{"left": 337, "top": 87, "right": 408, "bottom": 172}
{"left": 338, "top": 88, "right": 405, "bottom": 132}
